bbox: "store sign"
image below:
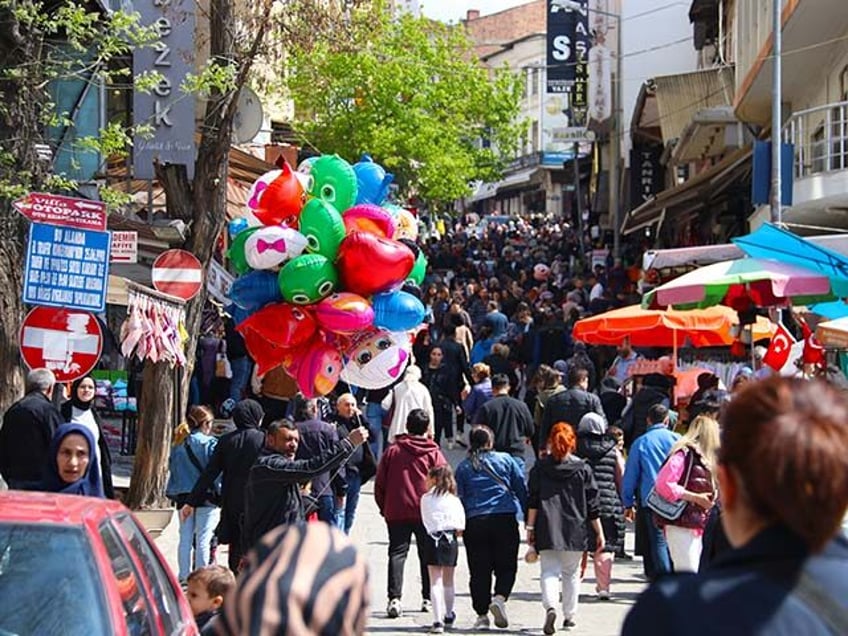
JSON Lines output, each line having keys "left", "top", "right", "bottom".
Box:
{"left": 547, "top": 0, "right": 590, "bottom": 95}
{"left": 630, "top": 144, "right": 664, "bottom": 207}
{"left": 133, "top": 0, "right": 196, "bottom": 180}
{"left": 14, "top": 193, "right": 107, "bottom": 231}
{"left": 110, "top": 231, "right": 138, "bottom": 263}
{"left": 207, "top": 258, "right": 234, "bottom": 304}
{"left": 24, "top": 223, "right": 111, "bottom": 312}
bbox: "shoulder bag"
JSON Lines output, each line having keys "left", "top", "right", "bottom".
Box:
{"left": 644, "top": 450, "right": 693, "bottom": 523}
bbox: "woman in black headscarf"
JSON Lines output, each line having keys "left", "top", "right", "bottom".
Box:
{"left": 42, "top": 423, "right": 105, "bottom": 497}
{"left": 60, "top": 375, "right": 114, "bottom": 499}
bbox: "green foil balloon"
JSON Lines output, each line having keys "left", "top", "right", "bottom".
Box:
{"left": 278, "top": 253, "right": 339, "bottom": 305}
{"left": 228, "top": 226, "right": 261, "bottom": 274}
{"left": 299, "top": 199, "right": 346, "bottom": 259}
{"left": 408, "top": 250, "right": 428, "bottom": 286}
{"left": 309, "top": 154, "right": 358, "bottom": 212}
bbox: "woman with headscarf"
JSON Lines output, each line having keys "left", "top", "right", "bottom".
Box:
{"left": 527, "top": 423, "right": 603, "bottom": 634}
{"left": 42, "top": 423, "right": 105, "bottom": 497}
{"left": 623, "top": 377, "right": 848, "bottom": 635}
{"left": 60, "top": 375, "right": 114, "bottom": 498}
{"left": 575, "top": 412, "right": 625, "bottom": 599}
{"left": 167, "top": 405, "right": 220, "bottom": 583}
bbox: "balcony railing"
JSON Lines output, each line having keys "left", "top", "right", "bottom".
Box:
{"left": 783, "top": 99, "right": 848, "bottom": 179}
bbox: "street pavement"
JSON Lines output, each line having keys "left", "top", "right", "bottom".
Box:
{"left": 135, "top": 443, "right": 646, "bottom": 635}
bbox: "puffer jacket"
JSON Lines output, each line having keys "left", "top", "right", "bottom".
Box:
{"left": 576, "top": 433, "right": 626, "bottom": 553}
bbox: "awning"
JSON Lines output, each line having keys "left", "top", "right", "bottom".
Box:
{"left": 468, "top": 181, "right": 498, "bottom": 204}
{"left": 672, "top": 106, "right": 745, "bottom": 164}
{"left": 621, "top": 146, "right": 752, "bottom": 235}
{"left": 643, "top": 243, "right": 745, "bottom": 270}
{"left": 497, "top": 167, "right": 538, "bottom": 192}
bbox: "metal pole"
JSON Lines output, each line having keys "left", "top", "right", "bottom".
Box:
{"left": 574, "top": 141, "right": 585, "bottom": 263}
{"left": 611, "top": 13, "right": 622, "bottom": 261}
{"left": 770, "top": 0, "right": 782, "bottom": 224}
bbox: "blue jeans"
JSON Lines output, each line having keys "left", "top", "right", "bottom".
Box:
{"left": 334, "top": 471, "right": 362, "bottom": 534}
{"left": 316, "top": 494, "right": 336, "bottom": 525}
{"left": 229, "top": 357, "right": 253, "bottom": 402}
{"left": 365, "top": 402, "right": 384, "bottom": 460}
{"left": 178, "top": 505, "right": 221, "bottom": 581}
{"left": 638, "top": 506, "right": 672, "bottom": 579}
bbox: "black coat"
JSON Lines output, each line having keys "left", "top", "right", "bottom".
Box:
{"left": 576, "top": 433, "right": 625, "bottom": 553}
{"left": 540, "top": 387, "right": 605, "bottom": 446}
{"left": 60, "top": 402, "right": 115, "bottom": 499}
{"left": 623, "top": 386, "right": 669, "bottom": 449}
{"left": 623, "top": 526, "right": 848, "bottom": 636}
{"left": 296, "top": 419, "right": 346, "bottom": 498}
{"left": 527, "top": 455, "right": 600, "bottom": 552}
{"left": 473, "top": 395, "right": 534, "bottom": 458}
{"left": 435, "top": 338, "right": 473, "bottom": 400}
{"left": 0, "top": 392, "right": 63, "bottom": 486}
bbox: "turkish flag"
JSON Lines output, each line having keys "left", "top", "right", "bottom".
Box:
{"left": 802, "top": 321, "right": 826, "bottom": 366}
{"left": 763, "top": 323, "right": 796, "bottom": 371}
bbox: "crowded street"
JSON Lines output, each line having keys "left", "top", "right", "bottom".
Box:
{"left": 2, "top": 0, "right": 848, "bottom": 635}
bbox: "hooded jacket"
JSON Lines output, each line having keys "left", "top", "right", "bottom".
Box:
{"left": 374, "top": 434, "right": 446, "bottom": 523}
{"left": 382, "top": 365, "right": 434, "bottom": 443}
{"left": 527, "top": 454, "right": 600, "bottom": 552}
{"left": 187, "top": 399, "right": 265, "bottom": 517}
{"left": 576, "top": 432, "right": 626, "bottom": 552}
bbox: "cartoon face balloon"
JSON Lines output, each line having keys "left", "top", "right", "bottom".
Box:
{"left": 255, "top": 161, "right": 306, "bottom": 227}
{"left": 393, "top": 208, "right": 419, "bottom": 241}
{"left": 229, "top": 271, "right": 284, "bottom": 312}
{"left": 278, "top": 254, "right": 338, "bottom": 305}
{"left": 342, "top": 204, "right": 397, "bottom": 239}
{"left": 228, "top": 227, "right": 261, "bottom": 275}
{"left": 245, "top": 169, "right": 281, "bottom": 215}
{"left": 339, "top": 329, "right": 411, "bottom": 390}
{"left": 336, "top": 231, "right": 415, "bottom": 297}
{"left": 315, "top": 292, "right": 375, "bottom": 335}
{"left": 298, "top": 199, "right": 346, "bottom": 259}
{"left": 533, "top": 263, "right": 551, "bottom": 281}
{"left": 353, "top": 154, "right": 394, "bottom": 205}
{"left": 244, "top": 226, "right": 308, "bottom": 271}
{"left": 292, "top": 340, "right": 343, "bottom": 398}
{"left": 308, "top": 154, "right": 358, "bottom": 212}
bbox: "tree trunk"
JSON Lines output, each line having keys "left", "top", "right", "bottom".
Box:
{"left": 0, "top": 222, "right": 26, "bottom": 413}
{"left": 124, "top": 361, "right": 176, "bottom": 509}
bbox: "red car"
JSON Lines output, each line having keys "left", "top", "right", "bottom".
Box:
{"left": 0, "top": 491, "right": 199, "bottom": 635}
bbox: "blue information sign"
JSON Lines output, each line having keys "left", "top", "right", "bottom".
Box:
{"left": 24, "top": 222, "right": 111, "bottom": 312}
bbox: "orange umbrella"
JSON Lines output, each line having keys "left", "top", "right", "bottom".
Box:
{"left": 573, "top": 304, "right": 775, "bottom": 348}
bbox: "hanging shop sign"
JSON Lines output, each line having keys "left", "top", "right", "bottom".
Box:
{"left": 547, "top": 0, "right": 590, "bottom": 94}
{"left": 24, "top": 223, "right": 111, "bottom": 312}
{"left": 133, "top": 0, "right": 196, "bottom": 180}
{"left": 20, "top": 306, "right": 103, "bottom": 383}
{"left": 630, "top": 144, "right": 664, "bottom": 207}
{"left": 110, "top": 231, "right": 138, "bottom": 264}
{"left": 14, "top": 193, "right": 107, "bottom": 232}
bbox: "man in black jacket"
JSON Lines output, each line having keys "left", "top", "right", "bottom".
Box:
{"left": 473, "top": 374, "right": 534, "bottom": 464}
{"left": 241, "top": 418, "right": 367, "bottom": 553}
{"left": 182, "top": 399, "right": 265, "bottom": 571}
{"left": 0, "top": 368, "right": 63, "bottom": 489}
{"left": 540, "top": 367, "right": 605, "bottom": 448}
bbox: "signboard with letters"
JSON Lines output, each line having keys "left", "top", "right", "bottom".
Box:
{"left": 546, "top": 0, "right": 591, "bottom": 95}
{"left": 14, "top": 193, "right": 107, "bottom": 231}
{"left": 207, "top": 258, "right": 234, "bottom": 304}
{"left": 110, "top": 231, "right": 138, "bottom": 263}
{"left": 133, "top": 0, "right": 196, "bottom": 180}
{"left": 629, "top": 144, "right": 664, "bottom": 208}
{"left": 24, "top": 223, "right": 111, "bottom": 312}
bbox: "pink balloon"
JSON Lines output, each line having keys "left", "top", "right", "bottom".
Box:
{"left": 294, "top": 340, "right": 343, "bottom": 397}
{"left": 342, "top": 204, "right": 397, "bottom": 238}
{"left": 315, "top": 292, "right": 375, "bottom": 334}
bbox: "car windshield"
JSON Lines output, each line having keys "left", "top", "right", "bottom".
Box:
{"left": 0, "top": 523, "right": 111, "bottom": 635}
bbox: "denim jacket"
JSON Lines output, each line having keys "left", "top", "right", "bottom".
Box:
{"left": 166, "top": 431, "right": 220, "bottom": 499}
{"left": 455, "top": 450, "right": 528, "bottom": 520}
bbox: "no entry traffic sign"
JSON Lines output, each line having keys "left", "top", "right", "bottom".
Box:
{"left": 14, "top": 193, "right": 107, "bottom": 232}
{"left": 20, "top": 306, "right": 103, "bottom": 383}
{"left": 152, "top": 249, "right": 203, "bottom": 300}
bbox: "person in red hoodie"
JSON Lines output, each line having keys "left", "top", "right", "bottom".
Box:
{"left": 375, "top": 408, "right": 447, "bottom": 619}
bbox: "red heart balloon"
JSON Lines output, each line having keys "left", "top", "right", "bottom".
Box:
{"left": 336, "top": 231, "right": 415, "bottom": 296}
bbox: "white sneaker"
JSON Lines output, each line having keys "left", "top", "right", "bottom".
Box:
{"left": 473, "top": 614, "right": 490, "bottom": 630}
{"left": 446, "top": 438, "right": 455, "bottom": 450}
{"left": 386, "top": 598, "right": 402, "bottom": 618}
{"left": 598, "top": 589, "right": 611, "bottom": 600}
{"left": 489, "top": 595, "right": 508, "bottom": 628}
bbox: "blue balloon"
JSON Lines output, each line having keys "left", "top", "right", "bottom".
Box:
{"left": 353, "top": 154, "right": 394, "bottom": 205}
{"left": 229, "top": 271, "right": 283, "bottom": 312}
{"left": 372, "top": 290, "right": 426, "bottom": 332}
{"left": 227, "top": 303, "right": 253, "bottom": 326}
{"left": 228, "top": 218, "right": 248, "bottom": 239}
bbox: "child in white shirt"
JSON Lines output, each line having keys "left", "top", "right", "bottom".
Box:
{"left": 420, "top": 464, "right": 466, "bottom": 634}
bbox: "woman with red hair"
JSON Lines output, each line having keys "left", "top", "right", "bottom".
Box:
{"left": 527, "top": 422, "right": 604, "bottom": 634}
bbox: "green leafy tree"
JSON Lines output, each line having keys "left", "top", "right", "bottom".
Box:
{"left": 286, "top": 3, "right": 526, "bottom": 204}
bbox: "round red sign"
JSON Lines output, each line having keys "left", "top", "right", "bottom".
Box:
{"left": 20, "top": 306, "right": 103, "bottom": 383}
{"left": 152, "top": 249, "right": 203, "bottom": 300}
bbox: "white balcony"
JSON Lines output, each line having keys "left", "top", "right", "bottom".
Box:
{"left": 782, "top": 100, "right": 848, "bottom": 229}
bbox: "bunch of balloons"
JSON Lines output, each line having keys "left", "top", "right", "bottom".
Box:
{"left": 226, "top": 154, "right": 428, "bottom": 397}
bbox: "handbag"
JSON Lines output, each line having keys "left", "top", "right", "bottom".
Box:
{"left": 359, "top": 443, "right": 378, "bottom": 484}
{"left": 645, "top": 450, "right": 694, "bottom": 523}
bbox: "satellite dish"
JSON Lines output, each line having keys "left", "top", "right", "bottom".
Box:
{"left": 232, "top": 87, "right": 264, "bottom": 143}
